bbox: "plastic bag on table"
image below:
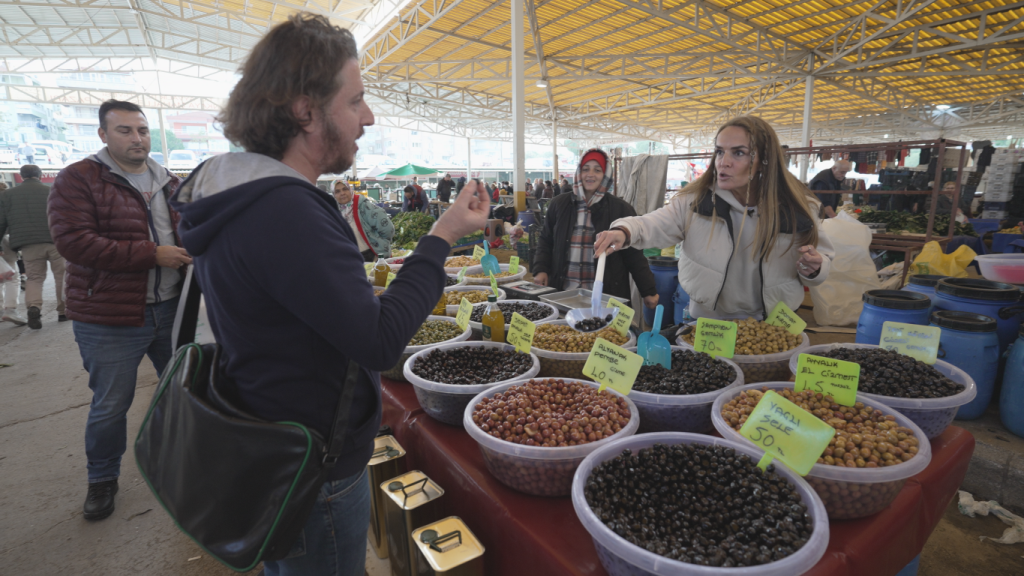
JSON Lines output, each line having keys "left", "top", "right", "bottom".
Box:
{"left": 809, "top": 215, "right": 881, "bottom": 327}
{"left": 910, "top": 241, "right": 975, "bottom": 277}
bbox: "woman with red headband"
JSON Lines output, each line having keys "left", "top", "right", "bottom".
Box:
{"left": 533, "top": 148, "right": 659, "bottom": 307}
{"left": 594, "top": 116, "right": 835, "bottom": 320}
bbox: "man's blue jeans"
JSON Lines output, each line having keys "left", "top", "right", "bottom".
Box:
{"left": 264, "top": 469, "right": 371, "bottom": 576}
{"left": 74, "top": 297, "right": 179, "bottom": 483}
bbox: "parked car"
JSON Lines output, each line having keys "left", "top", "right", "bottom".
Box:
{"left": 29, "top": 140, "right": 72, "bottom": 163}
{"left": 31, "top": 145, "right": 64, "bottom": 167}
{"left": 168, "top": 150, "right": 198, "bottom": 170}
{"left": 150, "top": 152, "right": 165, "bottom": 166}
{"left": 0, "top": 149, "right": 16, "bottom": 166}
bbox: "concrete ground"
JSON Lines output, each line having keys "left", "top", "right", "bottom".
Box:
{"left": 0, "top": 275, "right": 1022, "bottom": 575}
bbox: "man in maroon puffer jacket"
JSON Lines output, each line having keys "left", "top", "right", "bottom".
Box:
{"left": 48, "top": 99, "right": 192, "bottom": 521}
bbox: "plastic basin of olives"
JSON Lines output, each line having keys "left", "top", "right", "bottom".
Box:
{"left": 712, "top": 382, "right": 932, "bottom": 520}
{"left": 676, "top": 325, "right": 810, "bottom": 384}
{"left": 442, "top": 285, "right": 506, "bottom": 316}
{"left": 621, "top": 346, "right": 745, "bottom": 434}
{"left": 403, "top": 341, "right": 540, "bottom": 426}
{"left": 532, "top": 320, "right": 638, "bottom": 381}
{"left": 461, "top": 263, "right": 528, "bottom": 285}
{"left": 787, "top": 343, "right": 978, "bottom": 439}
{"left": 467, "top": 300, "right": 559, "bottom": 335}
{"left": 572, "top": 432, "right": 830, "bottom": 576}
{"left": 463, "top": 378, "right": 640, "bottom": 497}
{"left": 380, "top": 315, "right": 472, "bottom": 382}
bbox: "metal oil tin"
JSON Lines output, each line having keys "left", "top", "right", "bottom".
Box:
{"left": 367, "top": 435, "right": 407, "bottom": 559}
{"left": 411, "top": 517, "right": 485, "bottom": 576}
{"left": 382, "top": 471, "right": 445, "bottom": 576}
{"left": 502, "top": 280, "right": 559, "bottom": 301}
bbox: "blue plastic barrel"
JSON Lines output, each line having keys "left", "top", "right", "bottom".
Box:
{"left": 1000, "top": 325, "right": 1024, "bottom": 437}
{"left": 895, "top": 554, "right": 921, "bottom": 576}
{"left": 644, "top": 257, "right": 678, "bottom": 326}
{"left": 518, "top": 210, "right": 538, "bottom": 228}
{"left": 856, "top": 290, "right": 931, "bottom": 345}
{"left": 930, "top": 311, "right": 999, "bottom": 420}
{"left": 902, "top": 274, "right": 948, "bottom": 304}
{"left": 992, "top": 233, "right": 1024, "bottom": 254}
{"left": 672, "top": 284, "right": 691, "bottom": 324}
{"left": 932, "top": 278, "right": 1024, "bottom": 355}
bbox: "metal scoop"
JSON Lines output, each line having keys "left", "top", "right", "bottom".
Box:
{"left": 566, "top": 252, "right": 619, "bottom": 332}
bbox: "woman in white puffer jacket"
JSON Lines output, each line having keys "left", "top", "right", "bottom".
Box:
{"left": 594, "top": 116, "right": 835, "bottom": 320}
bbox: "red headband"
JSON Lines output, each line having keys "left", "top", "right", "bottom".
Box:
{"left": 580, "top": 151, "right": 607, "bottom": 173}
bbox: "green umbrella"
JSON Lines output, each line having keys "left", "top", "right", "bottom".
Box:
{"left": 380, "top": 163, "right": 438, "bottom": 180}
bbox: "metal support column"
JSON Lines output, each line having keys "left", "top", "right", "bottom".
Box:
{"left": 467, "top": 137, "right": 472, "bottom": 180}
{"left": 158, "top": 108, "right": 169, "bottom": 169}
{"left": 552, "top": 121, "right": 559, "bottom": 182}
{"left": 511, "top": 0, "right": 526, "bottom": 193}
{"left": 799, "top": 75, "right": 814, "bottom": 182}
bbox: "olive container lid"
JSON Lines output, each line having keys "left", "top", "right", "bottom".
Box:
{"left": 648, "top": 256, "right": 678, "bottom": 268}
{"left": 382, "top": 470, "right": 444, "bottom": 511}
{"left": 412, "top": 516, "right": 485, "bottom": 572}
{"left": 369, "top": 435, "right": 406, "bottom": 466}
{"left": 862, "top": 289, "right": 930, "bottom": 310}
{"left": 930, "top": 310, "right": 998, "bottom": 333}
{"left": 907, "top": 274, "right": 949, "bottom": 288}
{"left": 935, "top": 277, "right": 1021, "bottom": 301}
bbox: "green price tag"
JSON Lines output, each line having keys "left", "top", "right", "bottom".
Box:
{"left": 794, "top": 353, "right": 861, "bottom": 406}
{"left": 692, "top": 317, "right": 737, "bottom": 358}
{"left": 489, "top": 272, "right": 500, "bottom": 297}
{"left": 456, "top": 297, "right": 473, "bottom": 331}
{"left": 739, "top": 390, "right": 836, "bottom": 476}
{"left": 457, "top": 266, "right": 467, "bottom": 282}
{"left": 583, "top": 338, "right": 644, "bottom": 396}
{"left": 473, "top": 244, "right": 486, "bottom": 260}
{"left": 765, "top": 301, "right": 807, "bottom": 336}
{"left": 607, "top": 298, "right": 635, "bottom": 338}
{"left": 386, "top": 272, "right": 396, "bottom": 288}
{"left": 880, "top": 321, "right": 941, "bottom": 364}
{"left": 508, "top": 256, "right": 520, "bottom": 274}
{"left": 506, "top": 312, "right": 536, "bottom": 353}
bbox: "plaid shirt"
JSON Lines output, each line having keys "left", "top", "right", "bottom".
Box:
{"left": 564, "top": 149, "right": 614, "bottom": 290}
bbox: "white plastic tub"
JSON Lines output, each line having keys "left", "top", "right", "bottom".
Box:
{"left": 676, "top": 323, "right": 810, "bottom": 383}
{"left": 712, "top": 382, "right": 933, "bottom": 520}
{"left": 461, "top": 263, "right": 528, "bottom": 285}
{"left": 445, "top": 273, "right": 467, "bottom": 288}
{"left": 385, "top": 256, "right": 406, "bottom": 272}
{"left": 444, "top": 256, "right": 481, "bottom": 274}
{"left": 380, "top": 315, "right": 472, "bottom": 382}
{"left": 463, "top": 377, "right": 640, "bottom": 497}
{"left": 467, "top": 299, "right": 559, "bottom": 335}
{"left": 532, "top": 320, "right": 637, "bottom": 380}
{"left": 787, "top": 343, "right": 977, "bottom": 439}
{"left": 975, "top": 254, "right": 1024, "bottom": 284}
{"left": 572, "top": 432, "right": 829, "bottom": 576}
{"left": 404, "top": 341, "right": 539, "bottom": 425}
{"left": 441, "top": 285, "right": 506, "bottom": 316}
{"left": 626, "top": 347, "right": 745, "bottom": 434}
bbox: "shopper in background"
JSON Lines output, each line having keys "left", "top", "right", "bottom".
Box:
{"left": 0, "top": 164, "right": 65, "bottom": 328}
{"left": 532, "top": 177, "right": 545, "bottom": 197}
{"left": 0, "top": 182, "right": 26, "bottom": 326}
{"left": 18, "top": 143, "right": 34, "bottom": 165}
{"left": 542, "top": 179, "right": 555, "bottom": 199}
{"left": 533, "top": 148, "right": 658, "bottom": 306}
{"left": 334, "top": 179, "right": 394, "bottom": 262}
{"left": 808, "top": 159, "right": 851, "bottom": 218}
{"left": 49, "top": 99, "right": 189, "bottom": 521}
{"left": 171, "top": 14, "right": 489, "bottom": 575}
{"left": 436, "top": 173, "right": 454, "bottom": 203}
{"left": 560, "top": 177, "right": 573, "bottom": 196}
{"left": 455, "top": 175, "right": 466, "bottom": 196}
{"left": 594, "top": 116, "right": 834, "bottom": 321}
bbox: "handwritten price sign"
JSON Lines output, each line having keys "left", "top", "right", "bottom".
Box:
{"left": 489, "top": 273, "right": 500, "bottom": 297}
{"left": 457, "top": 266, "right": 467, "bottom": 282}
{"left": 692, "top": 318, "right": 737, "bottom": 358}
{"left": 455, "top": 298, "right": 473, "bottom": 331}
{"left": 765, "top": 301, "right": 807, "bottom": 336}
{"left": 473, "top": 245, "right": 486, "bottom": 260}
{"left": 506, "top": 312, "right": 536, "bottom": 353}
{"left": 739, "top": 390, "right": 836, "bottom": 476}
{"left": 881, "top": 322, "right": 941, "bottom": 364}
{"left": 583, "top": 338, "right": 643, "bottom": 396}
{"left": 508, "top": 256, "right": 520, "bottom": 274}
{"left": 794, "top": 354, "right": 861, "bottom": 407}
{"left": 607, "top": 298, "right": 635, "bottom": 338}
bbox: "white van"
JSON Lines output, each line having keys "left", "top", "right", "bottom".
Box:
{"left": 30, "top": 140, "right": 73, "bottom": 162}
{"left": 168, "top": 150, "right": 199, "bottom": 170}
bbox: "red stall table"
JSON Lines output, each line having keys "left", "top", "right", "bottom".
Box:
{"left": 380, "top": 377, "right": 975, "bottom": 576}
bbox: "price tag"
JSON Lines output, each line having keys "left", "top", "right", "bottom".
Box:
{"left": 506, "top": 312, "right": 536, "bottom": 353}
{"left": 489, "top": 272, "right": 500, "bottom": 297}
{"left": 880, "top": 322, "right": 941, "bottom": 364}
{"left": 456, "top": 297, "right": 473, "bottom": 331}
{"left": 765, "top": 301, "right": 807, "bottom": 336}
{"left": 583, "top": 338, "right": 644, "bottom": 396}
{"left": 508, "top": 256, "right": 520, "bottom": 274}
{"left": 364, "top": 262, "right": 374, "bottom": 275}
{"left": 457, "top": 266, "right": 467, "bottom": 282}
{"left": 692, "top": 318, "right": 737, "bottom": 358}
{"left": 794, "top": 354, "right": 861, "bottom": 406}
{"left": 739, "top": 390, "right": 836, "bottom": 476}
{"left": 607, "top": 298, "right": 635, "bottom": 338}
{"left": 473, "top": 244, "right": 485, "bottom": 260}
{"left": 386, "top": 272, "right": 396, "bottom": 288}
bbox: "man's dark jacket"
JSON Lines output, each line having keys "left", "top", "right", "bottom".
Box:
{"left": 808, "top": 168, "right": 843, "bottom": 211}
{"left": 533, "top": 192, "right": 657, "bottom": 301}
{"left": 436, "top": 178, "right": 454, "bottom": 203}
{"left": 0, "top": 178, "right": 52, "bottom": 250}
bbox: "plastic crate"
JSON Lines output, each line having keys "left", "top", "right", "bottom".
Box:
{"left": 982, "top": 210, "right": 1008, "bottom": 219}
{"left": 984, "top": 201, "right": 1009, "bottom": 211}
{"left": 984, "top": 190, "right": 1014, "bottom": 202}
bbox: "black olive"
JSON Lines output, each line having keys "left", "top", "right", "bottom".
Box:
{"left": 816, "top": 348, "right": 964, "bottom": 399}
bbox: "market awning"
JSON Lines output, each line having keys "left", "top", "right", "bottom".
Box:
{"left": 379, "top": 163, "right": 439, "bottom": 180}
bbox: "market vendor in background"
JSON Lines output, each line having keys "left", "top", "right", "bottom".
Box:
{"left": 436, "top": 173, "right": 454, "bottom": 203}
{"left": 808, "top": 159, "right": 851, "bottom": 218}
{"left": 533, "top": 148, "right": 659, "bottom": 308}
{"left": 334, "top": 179, "right": 394, "bottom": 262}
{"left": 594, "top": 116, "right": 835, "bottom": 321}
{"left": 401, "top": 184, "right": 429, "bottom": 213}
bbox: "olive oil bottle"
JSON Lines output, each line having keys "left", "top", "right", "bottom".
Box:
{"left": 373, "top": 256, "right": 390, "bottom": 287}
{"left": 481, "top": 295, "right": 505, "bottom": 342}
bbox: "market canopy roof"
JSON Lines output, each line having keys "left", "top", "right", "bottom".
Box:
{"left": 379, "top": 163, "right": 438, "bottom": 179}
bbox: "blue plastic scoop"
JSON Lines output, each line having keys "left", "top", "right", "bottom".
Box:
{"left": 480, "top": 241, "right": 501, "bottom": 276}
{"left": 637, "top": 305, "right": 671, "bottom": 368}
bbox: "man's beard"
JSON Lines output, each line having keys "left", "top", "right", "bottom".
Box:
{"left": 320, "top": 113, "right": 354, "bottom": 175}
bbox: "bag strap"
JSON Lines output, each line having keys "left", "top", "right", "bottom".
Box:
{"left": 172, "top": 265, "right": 203, "bottom": 351}
{"left": 322, "top": 359, "right": 360, "bottom": 469}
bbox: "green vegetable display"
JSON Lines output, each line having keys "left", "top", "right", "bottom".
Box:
{"left": 857, "top": 210, "right": 976, "bottom": 237}
{"left": 391, "top": 212, "right": 436, "bottom": 248}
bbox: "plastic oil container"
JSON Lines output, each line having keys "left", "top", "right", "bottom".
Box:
{"left": 929, "top": 311, "right": 999, "bottom": 420}
{"left": 932, "top": 278, "right": 1024, "bottom": 354}
{"left": 902, "top": 274, "right": 949, "bottom": 303}
{"left": 645, "top": 257, "right": 678, "bottom": 327}
{"left": 1000, "top": 325, "right": 1024, "bottom": 437}
{"left": 856, "top": 290, "right": 931, "bottom": 345}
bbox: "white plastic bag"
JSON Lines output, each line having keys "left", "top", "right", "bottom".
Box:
{"left": 809, "top": 213, "right": 881, "bottom": 326}
{"left": 0, "top": 257, "right": 15, "bottom": 282}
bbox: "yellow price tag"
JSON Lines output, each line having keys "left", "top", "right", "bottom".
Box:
{"left": 457, "top": 266, "right": 467, "bottom": 282}
{"left": 794, "top": 354, "right": 861, "bottom": 407}
{"left": 607, "top": 298, "right": 635, "bottom": 338}
{"left": 508, "top": 256, "right": 520, "bottom": 274}
{"left": 583, "top": 338, "right": 644, "bottom": 396}
{"left": 765, "top": 301, "right": 807, "bottom": 336}
{"left": 692, "top": 318, "right": 737, "bottom": 358}
{"left": 456, "top": 297, "right": 473, "bottom": 331}
{"left": 364, "top": 262, "right": 374, "bottom": 277}
{"left": 880, "top": 322, "right": 941, "bottom": 364}
{"left": 386, "top": 272, "right": 396, "bottom": 287}
{"left": 489, "top": 272, "right": 500, "bottom": 297}
{"left": 739, "top": 390, "right": 836, "bottom": 476}
{"left": 506, "top": 312, "right": 536, "bottom": 353}
{"left": 473, "top": 244, "right": 486, "bottom": 260}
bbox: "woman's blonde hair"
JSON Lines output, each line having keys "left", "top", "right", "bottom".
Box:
{"left": 680, "top": 116, "right": 818, "bottom": 259}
